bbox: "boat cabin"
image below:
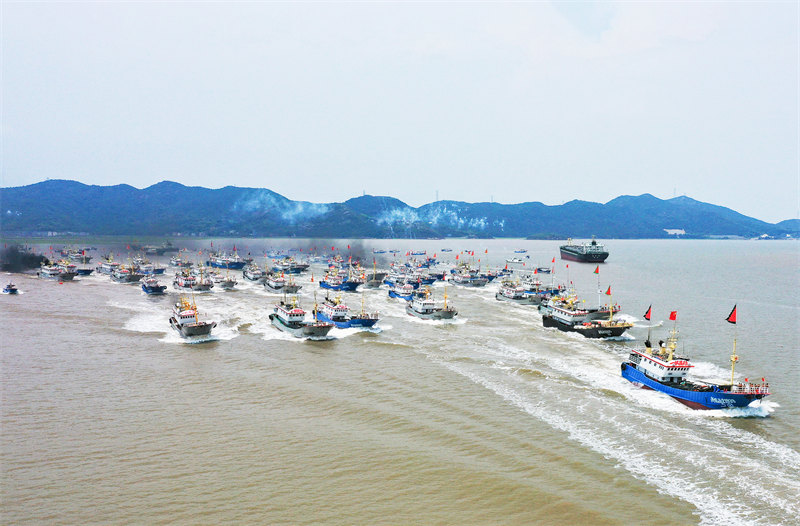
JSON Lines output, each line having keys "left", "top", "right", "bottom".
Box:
{"left": 628, "top": 345, "right": 693, "bottom": 384}
{"left": 276, "top": 302, "right": 306, "bottom": 323}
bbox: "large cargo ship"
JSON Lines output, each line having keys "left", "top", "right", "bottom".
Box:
{"left": 560, "top": 237, "right": 609, "bottom": 263}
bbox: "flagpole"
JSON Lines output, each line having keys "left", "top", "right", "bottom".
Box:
{"left": 729, "top": 304, "right": 739, "bottom": 386}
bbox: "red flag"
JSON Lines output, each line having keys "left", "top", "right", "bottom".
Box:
{"left": 593, "top": 266, "right": 599, "bottom": 274}
{"left": 551, "top": 257, "right": 555, "bottom": 263}
{"left": 605, "top": 286, "right": 611, "bottom": 296}
{"left": 311, "top": 273, "right": 314, "bottom": 282}
{"left": 643, "top": 305, "right": 652, "bottom": 321}
{"left": 533, "top": 268, "right": 538, "bottom": 274}
{"left": 726, "top": 305, "right": 737, "bottom": 324}
{"left": 331, "top": 246, "right": 335, "bottom": 251}
{"left": 211, "top": 241, "right": 213, "bottom": 247}
{"left": 82, "top": 250, "right": 85, "bottom": 255}
{"left": 433, "top": 253, "right": 436, "bottom": 258}
{"left": 485, "top": 249, "right": 488, "bottom": 254}
{"left": 126, "top": 244, "right": 131, "bottom": 250}
{"left": 455, "top": 254, "right": 459, "bottom": 260}
{"left": 669, "top": 311, "right": 677, "bottom": 321}
{"left": 566, "top": 264, "right": 569, "bottom": 268}
{"left": 504, "top": 264, "right": 508, "bottom": 270}
{"left": 347, "top": 244, "right": 350, "bottom": 250}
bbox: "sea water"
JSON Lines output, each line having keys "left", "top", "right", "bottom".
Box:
{"left": 2, "top": 239, "right": 798, "bottom": 525}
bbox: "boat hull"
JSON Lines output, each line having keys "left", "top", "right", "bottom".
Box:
{"left": 316, "top": 312, "right": 379, "bottom": 329}
{"left": 621, "top": 363, "right": 767, "bottom": 409}
{"left": 269, "top": 314, "right": 333, "bottom": 339}
{"left": 169, "top": 317, "right": 216, "bottom": 337}
{"left": 388, "top": 290, "right": 413, "bottom": 301}
{"left": 405, "top": 304, "right": 458, "bottom": 320}
{"left": 559, "top": 247, "right": 609, "bottom": 263}
{"left": 319, "top": 281, "right": 360, "bottom": 292}
{"left": 207, "top": 260, "right": 246, "bottom": 270}
{"left": 542, "top": 315, "right": 629, "bottom": 338}
{"left": 76, "top": 268, "right": 94, "bottom": 276}
{"left": 142, "top": 284, "right": 167, "bottom": 295}
{"left": 495, "top": 292, "right": 539, "bottom": 305}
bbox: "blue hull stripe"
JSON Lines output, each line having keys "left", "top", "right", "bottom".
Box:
{"left": 621, "top": 363, "right": 760, "bottom": 409}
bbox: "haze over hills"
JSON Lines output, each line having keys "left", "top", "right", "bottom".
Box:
{"left": 1, "top": 180, "right": 796, "bottom": 239}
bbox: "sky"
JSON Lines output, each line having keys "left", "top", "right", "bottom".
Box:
{"left": 2, "top": 1, "right": 798, "bottom": 222}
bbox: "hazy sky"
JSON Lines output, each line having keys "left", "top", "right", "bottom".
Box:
{"left": 2, "top": 2, "right": 798, "bottom": 222}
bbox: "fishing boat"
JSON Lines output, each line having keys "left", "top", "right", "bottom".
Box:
{"left": 451, "top": 272, "right": 488, "bottom": 287}
{"left": 111, "top": 266, "right": 144, "bottom": 284}
{"left": 169, "top": 254, "right": 193, "bottom": 268}
{"left": 388, "top": 283, "right": 415, "bottom": 301}
{"left": 96, "top": 255, "right": 121, "bottom": 275}
{"left": 283, "top": 276, "right": 302, "bottom": 293}
{"left": 169, "top": 296, "right": 216, "bottom": 337}
{"left": 271, "top": 259, "right": 310, "bottom": 274}
{"left": 560, "top": 237, "right": 609, "bottom": 263}
{"left": 621, "top": 308, "right": 769, "bottom": 409}
{"left": 242, "top": 263, "right": 267, "bottom": 283}
{"left": 506, "top": 257, "right": 524, "bottom": 264}
{"left": 263, "top": 273, "right": 286, "bottom": 293}
{"left": 269, "top": 299, "right": 334, "bottom": 339}
{"left": 495, "top": 281, "right": 539, "bottom": 305}
{"left": 540, "top": 292, "right": 631, "bottom": 338}
{"left": 314, "top": 294, "right": 380, "bottom": 329}
{"left": 38, "top": 264, "right": 76, "bottom": 281}
{"left": 514, "top": 249, "right": 528, "bottom": 253}
{"left": 3, "top": 282, "right": 19, "bottom": 294}
{"left": 206, "top": 251, "right": 247, "bottom": 270}
{"left": 319, "top": 273, "right": 361, "bottom": 292}
{"left": 173, "top": 269, "right": 213, "bottom": 291}
{"left": 133, "top": 256, "right": 167, "bottom": 275}
{"left": 405, "top": 286, "right": 457, "bottom": 320}
{"left": 210, "top": 271, "right": 237, "bottom": 290}
{"left": 141, "top": 276, "right": 168, "bottom": 295}
{"left": 536, "top": 267, "right": 552, "bottom": 274}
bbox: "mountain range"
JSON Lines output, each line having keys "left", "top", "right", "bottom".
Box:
{"left": 2, "top": 180, "right": 797, "bottom": 239}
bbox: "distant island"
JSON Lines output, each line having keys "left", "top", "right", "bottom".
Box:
{"left": 2, "top": 179, "right": 798, "bottom": 239}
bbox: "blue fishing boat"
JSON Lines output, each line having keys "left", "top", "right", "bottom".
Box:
{"left": 314, "top": 295, "right": 379, "bottom": 329}
{"left": 388, "top": 283, "right": 415, "bottom": 301}
{"left": 319, "top": 274, "right": 361, "bottom": 292}
{"left": 141, "top": 276, "right": 167, "bottom": 295}
{"left": 621, "top": 308, "right": 770, "bottom": 409}
{"left": 3, "top": 282, "right": 19, "bottom": 294}
{"left": 206, "top": 251, "right": 247, "bottom": 270}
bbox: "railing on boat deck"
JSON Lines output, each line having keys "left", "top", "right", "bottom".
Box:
{"left": 729, "top": 382, "right": 770, "bottom": 395}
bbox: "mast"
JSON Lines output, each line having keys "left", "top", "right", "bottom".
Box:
{"left": 726, "top": 304, "right": 739, "bottom": 386}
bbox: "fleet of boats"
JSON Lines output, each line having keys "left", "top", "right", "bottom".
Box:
{"left": 16, "top": 240, "right": 772, "bottom": 411}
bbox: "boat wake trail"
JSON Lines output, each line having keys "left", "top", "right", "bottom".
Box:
{"left": 421, "top": 331, "right": 800, "bottom": 526}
